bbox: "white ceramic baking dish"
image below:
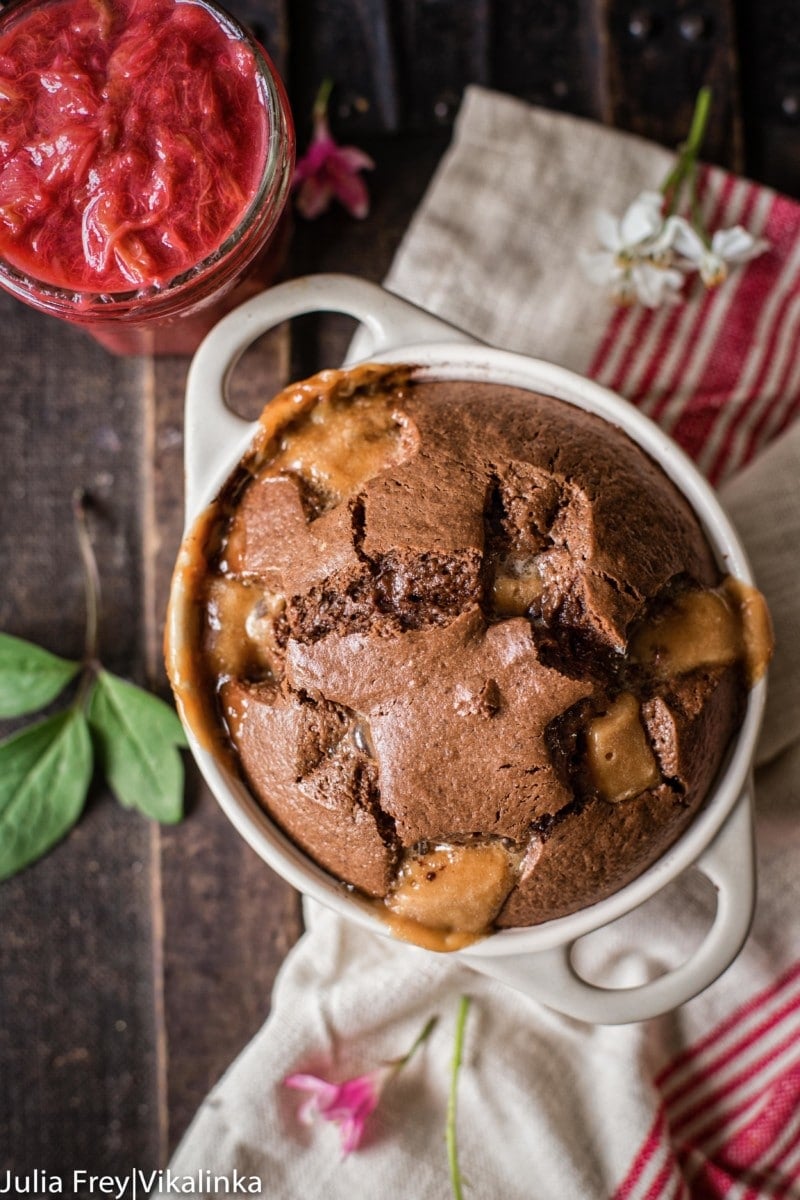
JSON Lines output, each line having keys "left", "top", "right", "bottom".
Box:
{"left": 166, "top": 274, "right": 765, "bottom": 1024}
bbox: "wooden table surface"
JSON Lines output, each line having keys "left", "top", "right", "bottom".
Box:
{"left": 2, "top": 0, "right": 799, "bottom": 1178}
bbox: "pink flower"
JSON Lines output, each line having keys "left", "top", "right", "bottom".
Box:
{"left": 283, "top": 1015, "right": 437, "bottom": 1156}
{"left": 284, "top": 1068, "right": 388, "bottom": 1154}
{"left": 293, "top": 80, "right": 375, "bottom": 220}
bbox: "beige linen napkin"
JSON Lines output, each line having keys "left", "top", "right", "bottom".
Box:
{"left": 165, "top": 88, "right": 800, "bottom": 1199}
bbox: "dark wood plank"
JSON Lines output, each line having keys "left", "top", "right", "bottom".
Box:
{"left": 289, "top": 130, "right": 450, "bottom": 374}
{"left": 393, "top": 1, "right": 490, "bottom": 129}
{"left": 0, "top": 301, "right": 160, "bottom": 1174}
{"left": 489, "top": 0, "right": 607, "bottom": 121}
{"left": 735, "top": 0, "right": 800, "bottom": 195}
{"left": 159, "top": 792, "right": 302, "bottom": 1151}
{"left": 288, "top": 0, "right": 401, "bottom": 140}
{"left": 602, "top": 0, "right": 743, "bottom": 169}
{"left": 286, "top": 0, "right": 606, "bottom": 140}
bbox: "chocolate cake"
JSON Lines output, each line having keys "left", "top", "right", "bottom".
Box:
{"left": 176, "top": 364, "right": 772, "bottom": 949}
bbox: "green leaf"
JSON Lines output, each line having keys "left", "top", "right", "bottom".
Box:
{"left": 88, "top": 670, "right": 187, "bottom": 824}
{"left": 0, "top": 633, "right": 81, "bottom": 718}
{"left": 0, "top": 709, "right": 93, "bottom": 880}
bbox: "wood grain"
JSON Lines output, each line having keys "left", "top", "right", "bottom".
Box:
{"left": 393, "top": 1, "right": 491, "bottom": 129}
{"left": 289, "top": 131, "right": 449, "bottom": 375}
{"left": 0, "top": 299, "right": 159, "bottom": 1175}
{"left": 602, "top": 0, "right": 743, "bottom": 169}
{"left": 288, "top": 0, "right": 401, "bottom": 141}
{"left": 489, "top": 0, "right": 607, "bottom": 121}
{"left": 735, "top": 0, "right": 800, "bottom": 194}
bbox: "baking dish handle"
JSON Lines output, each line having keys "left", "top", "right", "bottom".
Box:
{"left": 462, "top": 783, "right": 756, "bottom": 1024}
{"left": 184, "top": 274, "right": 474, "bottom": 519}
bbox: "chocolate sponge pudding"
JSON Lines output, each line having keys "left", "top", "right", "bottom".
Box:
{"left": 174, "top": 364, "right": 772, "bottom": 950}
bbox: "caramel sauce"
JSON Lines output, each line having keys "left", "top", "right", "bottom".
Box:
{"left": 491, "top": 556, "right": 545, "bottom": 616}
{"left": 380, "top": 841, "right": 518, "bottom": 951}
{"left": 165, "top": 505, "right": 232, "bottom": 756}
{"left": 219, "top": 511, "right": 250, "bottom": 577}
{"left": 205, "top": 577, "right": 284, "bottom": 681}
{"left": 632, "top": 577, "right": 774, "bottom": 685}
{"left": 722, "top": 577, "right": 774, "bottom": 686}
{"left": 632, "top": 588, "right": 740, "bottom": 677}
{"left": 376, "top": 910, "right": 484, "bottom": 952}
{"left": 170, "top": 633, "right": 221, "bottom": 756}
{"left": 266, "top": 390, "right": 411, "bottom": 507}
{"left": 587, "top": 692, "right": 660, "bottom": 803}
{"left": 244, "top": 363, "right": 414, "bottom": 493}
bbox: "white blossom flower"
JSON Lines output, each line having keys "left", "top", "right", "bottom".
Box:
{"left": 581, "top": 253, "right": 686, "bottom": 308}
{"left": 581, "top": 251, "right": 684, "bottom": 307}
{"left": 597, "top": 189, "right": 666, "bottom": 250}
{"left": 580, "top": 190, "right": 687, "bottom": 307}
{"left": 578, "top": 89, "right": 766, "bottom": 307}
{"left": 668, "top": 217, "right": 769, "bottom": 286}
{"left": 623, "top": 260, "right": 686, "bottom": 307}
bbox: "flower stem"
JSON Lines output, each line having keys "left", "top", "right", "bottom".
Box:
{"left": 390, "top": 1014, "right": 438, "bottom": 1075}
{"left": 684, "top": 85, "right": 713, "bottom": 161}
{"left": 447, "top": 996, "right": 471, "bottom": 1200}
{"left": 72, "top": 490, "right": 102, "bottom": 707}
{"left": 660, "top": 85, "right": 713, "bottom": 216}
{"left": 313, "top": 77, "right": 334, "bottom": 122}
{"left": 687, "top": 159, "right": 710, "bottom": 247}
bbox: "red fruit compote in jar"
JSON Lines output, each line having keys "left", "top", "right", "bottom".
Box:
{"left": 0, "top": 0, "right": 294, "bottom": 353}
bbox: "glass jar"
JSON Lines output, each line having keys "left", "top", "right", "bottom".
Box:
{"left": 0, "top": 0, "right": 295, "bottom": 355}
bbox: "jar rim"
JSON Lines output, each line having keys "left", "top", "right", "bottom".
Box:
{"left": 0, "top": 0, "right": 295, "bottom": 319}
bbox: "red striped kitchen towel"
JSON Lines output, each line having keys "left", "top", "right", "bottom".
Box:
{"left": 163, "top": 87, "right": 800, "bottom": 1200}
{"left": 589, "top": 169, "right": 800, "bottom": 485}
{"left": 614, "top": 964, "right": 800, "bottom": 1198}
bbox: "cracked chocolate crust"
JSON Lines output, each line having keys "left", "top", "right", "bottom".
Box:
{"left": 193, "top": 366, "right": 745, "bottom": 927}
